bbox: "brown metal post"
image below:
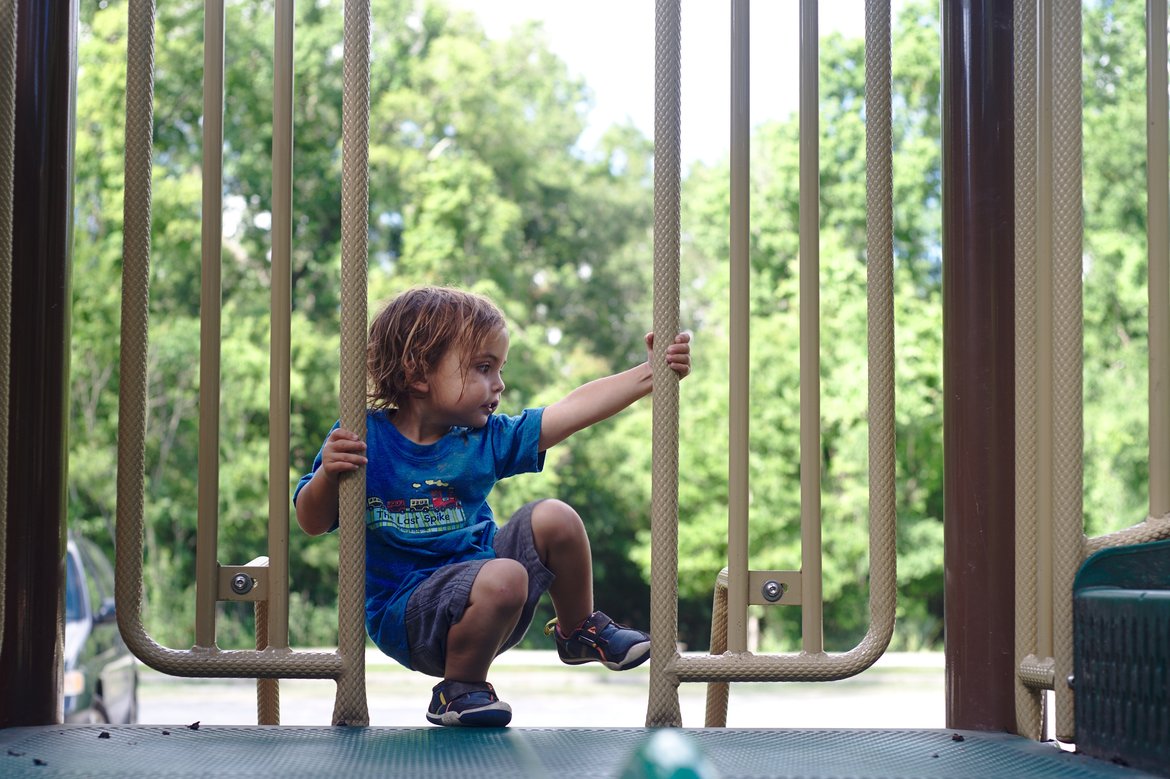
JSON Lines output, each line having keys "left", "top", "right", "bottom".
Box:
{"left": 941, "top": 0, "right": 1018, "bottom": 732}
{"left": 0, "top": 0, "right": 77, "bottom": 728}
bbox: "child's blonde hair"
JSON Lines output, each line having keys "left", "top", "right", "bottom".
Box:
{"left": 367, "top": 286, "right": 506, "bottom": 410}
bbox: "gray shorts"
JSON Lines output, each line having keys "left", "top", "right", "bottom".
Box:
{"left": 403, "top": 500, "right": 555, "bottom": 678}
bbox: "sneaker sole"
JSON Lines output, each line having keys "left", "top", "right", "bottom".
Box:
{"left": 426, "top": 702, "right": 512, "bottom": 728}
{"left": 560, "top": 639, "right": 651, "bottom": 671}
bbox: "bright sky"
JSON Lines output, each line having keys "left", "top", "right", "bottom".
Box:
{"left": 446, "top": 1, "right": 868, "bottom": 166}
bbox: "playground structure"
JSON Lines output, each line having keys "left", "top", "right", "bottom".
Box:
{"left": 1, "top": 1, "right": 1169, "bottom": 777}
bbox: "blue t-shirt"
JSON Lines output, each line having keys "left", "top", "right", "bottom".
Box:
{"left": 293, "top": 407, "right": 545, "bottom": 669}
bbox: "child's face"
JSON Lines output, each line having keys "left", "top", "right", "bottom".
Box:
{"left": 426, "top": 325, "right": 509, "bottom": 428}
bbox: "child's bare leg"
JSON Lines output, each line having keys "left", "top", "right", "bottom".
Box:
{"left": 444, "top": 558, "right": 527, "bottom": 682}
{"left": 530, "top": 499, "right": 593, "bottom": 629}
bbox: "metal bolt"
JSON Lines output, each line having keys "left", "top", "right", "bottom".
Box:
{"left": 231, "top": 573, "right": 254, "bottom": 595}
{"left": 1066, "top": 674, "right": 1075, "bottom": 690}
{"left": 762, "top": 580, "right": 785, "bottom": 602}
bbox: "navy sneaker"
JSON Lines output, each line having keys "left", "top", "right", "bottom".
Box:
{"left": 426, "top": 680, "right": 512, "bottom": 727}
{"left": 544, "top": 610, "right": 651, "bottom": 671}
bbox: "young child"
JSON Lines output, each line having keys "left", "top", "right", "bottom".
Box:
{"left": 294, "top": 286, "right": 691, "bottom": 727}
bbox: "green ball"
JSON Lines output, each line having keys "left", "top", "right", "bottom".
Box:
{"left": 619, "top": 729, "right": 719, "bottom": 779}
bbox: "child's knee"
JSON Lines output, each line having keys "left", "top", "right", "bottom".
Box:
{"left": 531, "top": 498, "right": 586, "bottom": 542}
{"left": 472, "top": 558, "right": 528, "bottom": 613}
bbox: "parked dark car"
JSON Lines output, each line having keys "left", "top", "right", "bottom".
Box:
{"left": 64, "top": 534, "right": 138, "bottom": 724}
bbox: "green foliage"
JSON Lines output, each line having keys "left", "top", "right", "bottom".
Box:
{"left": 1081, "top": 0, "right": 1157, "bottom": 536}
{"left": 67, "top": 0, "right": 1155, "bottom": 659}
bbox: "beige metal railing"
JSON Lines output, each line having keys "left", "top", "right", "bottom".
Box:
{"left": 105, "top": 0, "right": 1170, "bottom": 739}
{"left": 1013, "top": 0, "right": 1170, "bottom": 743}
{"left": 116, "top": 0, "right": 371, "bottom": 726}
{"left": 646, "top": 0, "right": 896, "bottom": 728}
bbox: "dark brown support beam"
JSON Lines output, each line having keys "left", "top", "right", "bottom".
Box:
{"left": 0, "top": 0, "right": 77, "bottom": 728}
{"left": 941, "top": 0, "right": 1018, "bottom": 732}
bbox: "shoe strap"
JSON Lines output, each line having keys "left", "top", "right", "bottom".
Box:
{"left": 570, "top": 611, "right": 616, "bottom": 646}
{"left": 435, "top": 680, "right": 496, "bottom": 704}
{"left": 547, "top": 611, "right": 618, "bottom": 642}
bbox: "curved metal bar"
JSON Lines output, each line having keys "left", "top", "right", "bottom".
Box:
{"left": 693, "top": 0, "right": 895, "bottom": 719}
{"left": 1072, "top": 0, "right": 1170, "bottom": 558}
{"left": 1084, "top": 514, "right": 1170, "bottom": 555}
{"left": 116, "top": 0, "right": 343, "bottom": 684}
{"left": 675, "top": 628, "right": 892, "bottom": 684}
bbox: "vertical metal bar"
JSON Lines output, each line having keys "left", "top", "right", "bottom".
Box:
{"left": 268, "top": 0, "right": 293, "bottom": 652}
{"left": 1148, "top": 0, "right": 1170, "bottom": 517}
{"left": 727, "top": 0, "right": 750, "bottom": 655}
{"left": 704, "top": 570, "right": 730, "bottom": 726}
{"left": 941, "top": 0, "right": 1017, "bottom": 732}
{"left": 0, "top": 0, "right": 18, "bottom": 658}
{"left": 863, "top": 0, "right": 898, "bottom": 666}
{"left": 798, "top": 0, "right": 824, "bottom": 654}
{"left": 256, "top": 0, "right": 296, "bottom": 725}
{"left": 333, "top": 0, "right": 371, "bottom": 727}
{"left": 645, "top": 0, "right": 683, "bottom": 728}
{"left": 195, "top": 0, "right": 226, "bottom": 649}
{"left": 1036, "top": 0, "right": 1054, "bottom": 662}
{"left": 1013, "top": 0, "right": 1045, "bottom": 741}
{"left": 0, "top": 0, "right": 75, "bottom": 728}
{"left": 255, "top": 601, "right": 279, "bottom": 724}
{"left": 1050, "top": 0, "right": 1083, "bottom": 743}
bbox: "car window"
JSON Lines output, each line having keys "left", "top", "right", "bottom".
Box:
{"left": 76, "top": 537, "right": 114, "bottom": 612}
{"left": 65, "top": 553, "right": 85, "bottom": 621}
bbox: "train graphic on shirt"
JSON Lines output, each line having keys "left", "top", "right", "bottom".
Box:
{"left": 365, "top": 480, "right": 467, "bottom": 533}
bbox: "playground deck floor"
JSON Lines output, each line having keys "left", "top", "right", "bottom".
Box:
{"left": 0, "top": 724, "right": 1160, "bottom": 778}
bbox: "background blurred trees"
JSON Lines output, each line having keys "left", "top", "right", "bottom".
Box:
{"left": 68, "top": 0, "right": 1153, "bottom": 653}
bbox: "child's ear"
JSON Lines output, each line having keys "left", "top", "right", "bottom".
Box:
{"left": 408, "top": 378, "right": 429, "bottom": 396}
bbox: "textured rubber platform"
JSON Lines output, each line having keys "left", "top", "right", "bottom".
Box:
{"left": 0, "top": 725, "right": 1159, "bottom": 778}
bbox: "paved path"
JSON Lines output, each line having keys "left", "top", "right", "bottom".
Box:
{"left": 138, "top": 650, "right": 946, "bottom": 729}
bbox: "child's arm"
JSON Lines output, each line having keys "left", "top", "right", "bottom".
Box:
{"left": 295, "top": 427, "right": 367, "bottom": 536}
{"left": 539, "top": 331, "right": 691, "bottom": 451}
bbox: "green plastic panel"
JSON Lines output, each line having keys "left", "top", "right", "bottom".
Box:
{"left": 1073, "top": 539, "right": 1170, "bottom": 592}
{"left": 0, "top": 725, "right": 1160, "bottom": 778}
{"left": 1074, "top": 539, "right": 1170, "bottom": 777}
{"left": 1076, "top": 589, "right": 1170, "bottom": 771}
